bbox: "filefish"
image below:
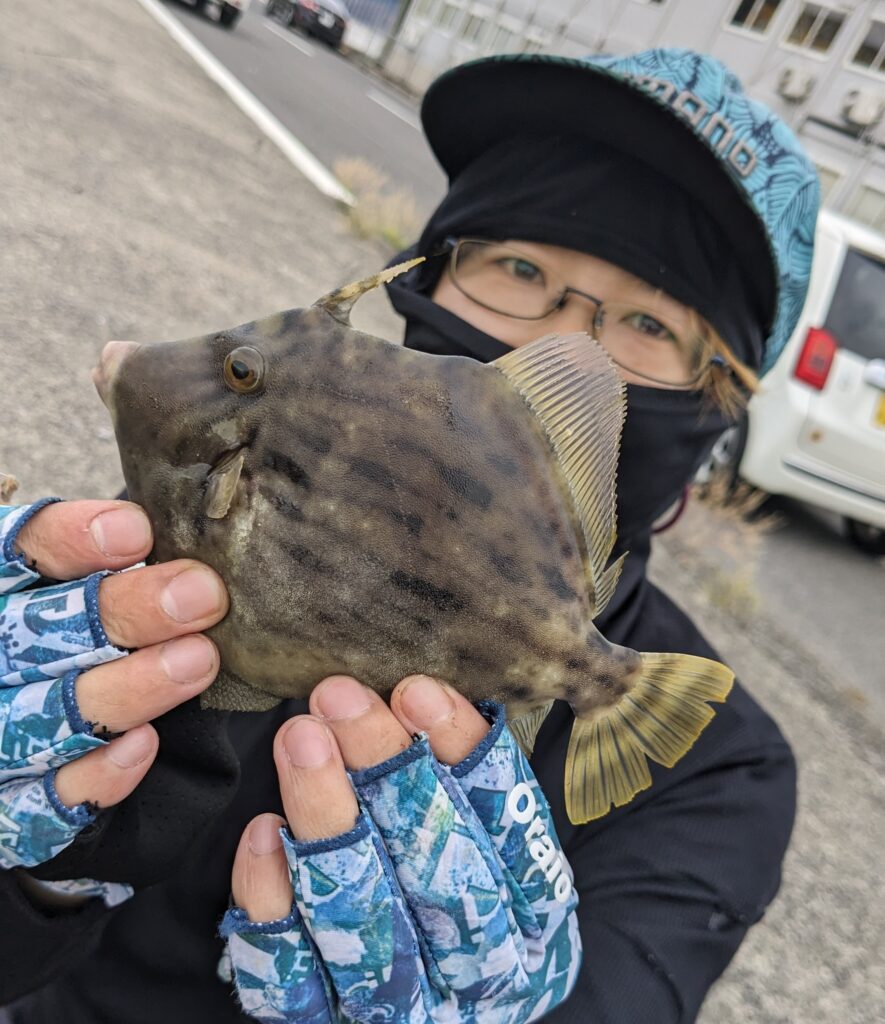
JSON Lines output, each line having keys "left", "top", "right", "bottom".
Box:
{"left": 93, "top": 260, "right": 733, "bottom": 823}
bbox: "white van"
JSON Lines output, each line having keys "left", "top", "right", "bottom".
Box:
{"left": 713, "top": 209, "right": 885, "bottom": 554}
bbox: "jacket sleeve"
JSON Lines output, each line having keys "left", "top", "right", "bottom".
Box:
{"left": 0, "top": 870, "right": 116, "bottom": 1004}
{"left": 544, "top": 688, "right": 797, "bottom": 1024}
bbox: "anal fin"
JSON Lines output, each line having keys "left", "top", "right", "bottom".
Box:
{"left": 564, "top": 653, "right": 734, "bottom": 823}
{"left": 201, "top": 668, "right": 283, "bottom": 712}
{"left": 508, "top": 700, "right": 554, "bottom": 759}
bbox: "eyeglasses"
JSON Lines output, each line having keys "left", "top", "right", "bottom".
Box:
{"left": 444, "top": 238, "right": 713, "bottom": 389}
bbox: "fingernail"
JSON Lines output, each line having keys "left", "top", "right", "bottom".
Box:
{"left": 399, "top": 676, "right": 454, "bottom": 729}
{"left": 107, "top": 727, "right": 155, "bottom": 768}
{"left": 89, "top": 507, "right": 152, "bottom": 557}
{"left": 248, "top": 815, "right": 284, "bottom": 856}
{"left": 160, "top": 566, "right": 225, "bottom": 623}
{"left": 160, "top": 635, "right": 216, "bottom": 684}
{"left": 284, "top": 718, "right": 332, "bottom": 768}
{"left": 314, "top": 676, "right": 373, "bottom": 721}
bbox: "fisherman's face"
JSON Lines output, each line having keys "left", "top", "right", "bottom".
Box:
{"left": 432, "top": 239, "right": 702, "bottom": 389}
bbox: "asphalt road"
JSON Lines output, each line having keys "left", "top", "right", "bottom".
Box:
{"left": 161, "top": 0, "right": 446, "bottom": 213}
{"left": 160, "top": 0, "right": 885, "bottom": 721}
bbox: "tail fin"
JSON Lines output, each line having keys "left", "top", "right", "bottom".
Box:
{"left": 564, "top": 653, "right": 734, "bottom": 824}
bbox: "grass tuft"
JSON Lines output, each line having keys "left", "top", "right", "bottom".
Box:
{"left": 334, "top": 157, "right": 423, "bottom": 253}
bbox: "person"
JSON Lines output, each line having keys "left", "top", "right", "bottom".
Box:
{"left": 0, "top": 48, "right": 818, "bottom": 1023}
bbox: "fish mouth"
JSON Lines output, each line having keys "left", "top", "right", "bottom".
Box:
{"left": 92, "top": 341, "right": 141, "bottom": 407}
{"left": 205, "top": 444, "right": 248, "bottom": 519}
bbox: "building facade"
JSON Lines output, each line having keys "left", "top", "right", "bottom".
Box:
{"left": 380, "top": 0, "right": 885, "bottom": 231}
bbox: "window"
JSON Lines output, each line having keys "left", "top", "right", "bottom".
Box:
{"left": 413, "top": 0, "right": 436, "bottom": 18}
{"left": 846, "top": 184, "right": 885, "bottom": 232}
{"left": 852, "top": 19, "right": 885, "bottom": 73}
{"left": 786, "top": 3, "right": 845, "bottom": 54}
{"left": 813, "top": 163, "right": 841, "bottom": 201}
{"left": 730, "top": 0, "right": 784, "bottom": 33}
{"left": 437, "top": 3, "right": 463, "bottom": 32}
{"left": 494, "top": 26, "right": 514, "bottom": 50}
{"left": 825, "top": 246, "right": 885, "bottom": 359}
{"left": 461, "top": 13, "right": 489, "bottom": 45}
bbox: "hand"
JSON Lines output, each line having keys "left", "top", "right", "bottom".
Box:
{"left": 223, "top": 675, "right": 581, "bottom": 1023}
{"left": 0, "top": 498, "right": 228, "bottom": 878}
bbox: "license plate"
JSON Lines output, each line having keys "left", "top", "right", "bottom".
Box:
{"left": 876, "top": 392, "right": 885, "bottom": 428}
{"left": 319, "top": 11, "right": 334, "bottom": 26}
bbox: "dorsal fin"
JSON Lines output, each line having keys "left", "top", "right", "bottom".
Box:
{"left": 314, "top": 257, "right": 424, "bottom": 324}
{"left": 493, "top": 333, "right": 626, "bottom": 617}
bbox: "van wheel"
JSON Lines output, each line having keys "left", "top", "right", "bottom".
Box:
{"left": 696, "top": 413, "right": 749, "bottom": 495}
{"left": 844, "top": 518, "right": 885, "bottom": 555}
{"left": 220, "top": 6, "right": 240, "bottom": 26}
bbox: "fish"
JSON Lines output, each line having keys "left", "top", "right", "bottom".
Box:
{"left": 93, "top": 260, "right": 733, "bottom": 824}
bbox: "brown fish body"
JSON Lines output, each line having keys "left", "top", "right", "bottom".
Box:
{"left": 109, "top": 305, "right": 634, "bottom": 717}
{"left": 98, "top": 266, "right": 733, "bottom": 822}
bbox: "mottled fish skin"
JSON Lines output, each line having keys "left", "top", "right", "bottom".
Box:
{"left": 105, "top": 306, "right": 640, "bottom": 716}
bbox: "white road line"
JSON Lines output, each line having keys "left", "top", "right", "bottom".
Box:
{"left": 264, "top": 21, "right": 316, "bottom": 57}
{"left": 133, "top": 0, "right": 353, "bottom": 205}
{"left": 367, "top": 88, "right": 420, "bottom": 130}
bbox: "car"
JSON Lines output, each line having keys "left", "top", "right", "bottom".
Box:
{"left": 265, "top": 0, "right": 349, "bottom": 49}
{"left": 178, "top": 0, "right": 251, "bottom": 29}
{"left": 706, "top": 209, "right": 885, "bottom": 555}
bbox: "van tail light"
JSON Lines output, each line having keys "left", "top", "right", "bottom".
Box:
{"left": 794, "top": 328, "right": 838, "bottom": 390}
{"left": 302, "top": 0, "right": 319, "bottom": 10}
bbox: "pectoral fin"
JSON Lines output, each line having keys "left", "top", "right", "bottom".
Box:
{"left": 205, "top": 449, "right": 246, "bottom": 520}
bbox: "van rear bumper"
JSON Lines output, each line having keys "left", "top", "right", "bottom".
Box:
{"left": 743, "top": 448, "right": 885, "bottom": 528}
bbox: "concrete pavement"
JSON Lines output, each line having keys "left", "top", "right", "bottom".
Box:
{"left": 2, "top": 2, "right": 883, "bottom": 1021}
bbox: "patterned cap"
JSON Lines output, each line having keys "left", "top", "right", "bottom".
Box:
{"left": 422, "top": 49, "right": 821, "bottom": 374}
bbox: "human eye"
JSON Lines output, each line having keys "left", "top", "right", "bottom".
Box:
{"left": 496, "top": 255, "right": 546, "bottom": 286}
{"left": 621, "top": 310, "right": 679, "bottom": 344}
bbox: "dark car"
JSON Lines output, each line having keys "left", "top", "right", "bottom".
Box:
{"left": 266, "top": 0, "right": 349, "bottom": 49}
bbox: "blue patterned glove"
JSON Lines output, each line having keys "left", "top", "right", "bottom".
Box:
{"left": 221, "top": 703, "right": 581, "bottom": 1023}
{"left": 0, "top": 501, "right": 132, "bottom": 905}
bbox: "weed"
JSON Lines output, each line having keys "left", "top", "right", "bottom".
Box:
{"left": 334, "top": 157, "right": 423, "bottom": 253}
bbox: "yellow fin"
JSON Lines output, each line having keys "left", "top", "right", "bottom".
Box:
{"left": 564, "top": 652, "right": 734, "bottom": 824}
{"left": 492, "top": 334, "right": 626, "bottom": 617}
{"left": 508, "top": 700, "right": 554, "bottom": 759}
{"left": 315, "top": 257, "right": 424, "bottom": 324}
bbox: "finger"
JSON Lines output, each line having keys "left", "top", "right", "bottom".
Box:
{"left": 75, "top": 634, "right": 218, "bottom": 734}
{"left": 351, "top": 736, "right": 528, "bottom": 996}
{"left": 51, "top": 723, "right": 158, "bottom": 809}
{"left": 222, "top": 899, "right": 332, "bottom": 1024}
{"left": 12, "top": 500, "right": 152, "bottom": 580}
{"left": 98, "top": 559, "right": 228, "bottom": 649}
{"left": 447, "top": 703, "right": 578, "bottom": 917}
{"left": 309, "top": 675, "right": 410, "bottom": 771}
{"left": 231, "top": 813, "right": 292, "bottom": 923}
{"left": 390, "top": 674, "right": 490, "bottom": 766}
{"left": 273, "top": 716, "right": 359, "bottom": 842}
{"left": 284, "top": 818, "right": 428, "bottom": 1021}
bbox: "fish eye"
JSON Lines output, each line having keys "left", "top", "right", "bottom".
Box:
{"left": 223, "top": 346, "right": 265, "bottom": 394}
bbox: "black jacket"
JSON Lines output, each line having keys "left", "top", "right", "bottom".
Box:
{"left": 0, "top": 538, "right": 796, "bottom": 1023}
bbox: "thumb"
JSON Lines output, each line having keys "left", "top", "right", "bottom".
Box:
{"left": 231, "top": 813, "right": 293, "bottom": 923}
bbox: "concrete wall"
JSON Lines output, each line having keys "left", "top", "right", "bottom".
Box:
{"left": 379, "top": 0, "right": 885, "bottom": 231}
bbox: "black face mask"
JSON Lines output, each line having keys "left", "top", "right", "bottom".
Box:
{"left": 387, "top": 282, "right": 730, "bottom": 555}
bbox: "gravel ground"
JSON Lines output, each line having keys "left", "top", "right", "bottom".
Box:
{"left": 2, "top": 1, "right": 883, "bottom": 1021}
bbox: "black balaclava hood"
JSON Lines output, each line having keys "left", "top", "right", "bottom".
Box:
{"left": 386, "top": 135, "right": 757, "bottom": 618}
